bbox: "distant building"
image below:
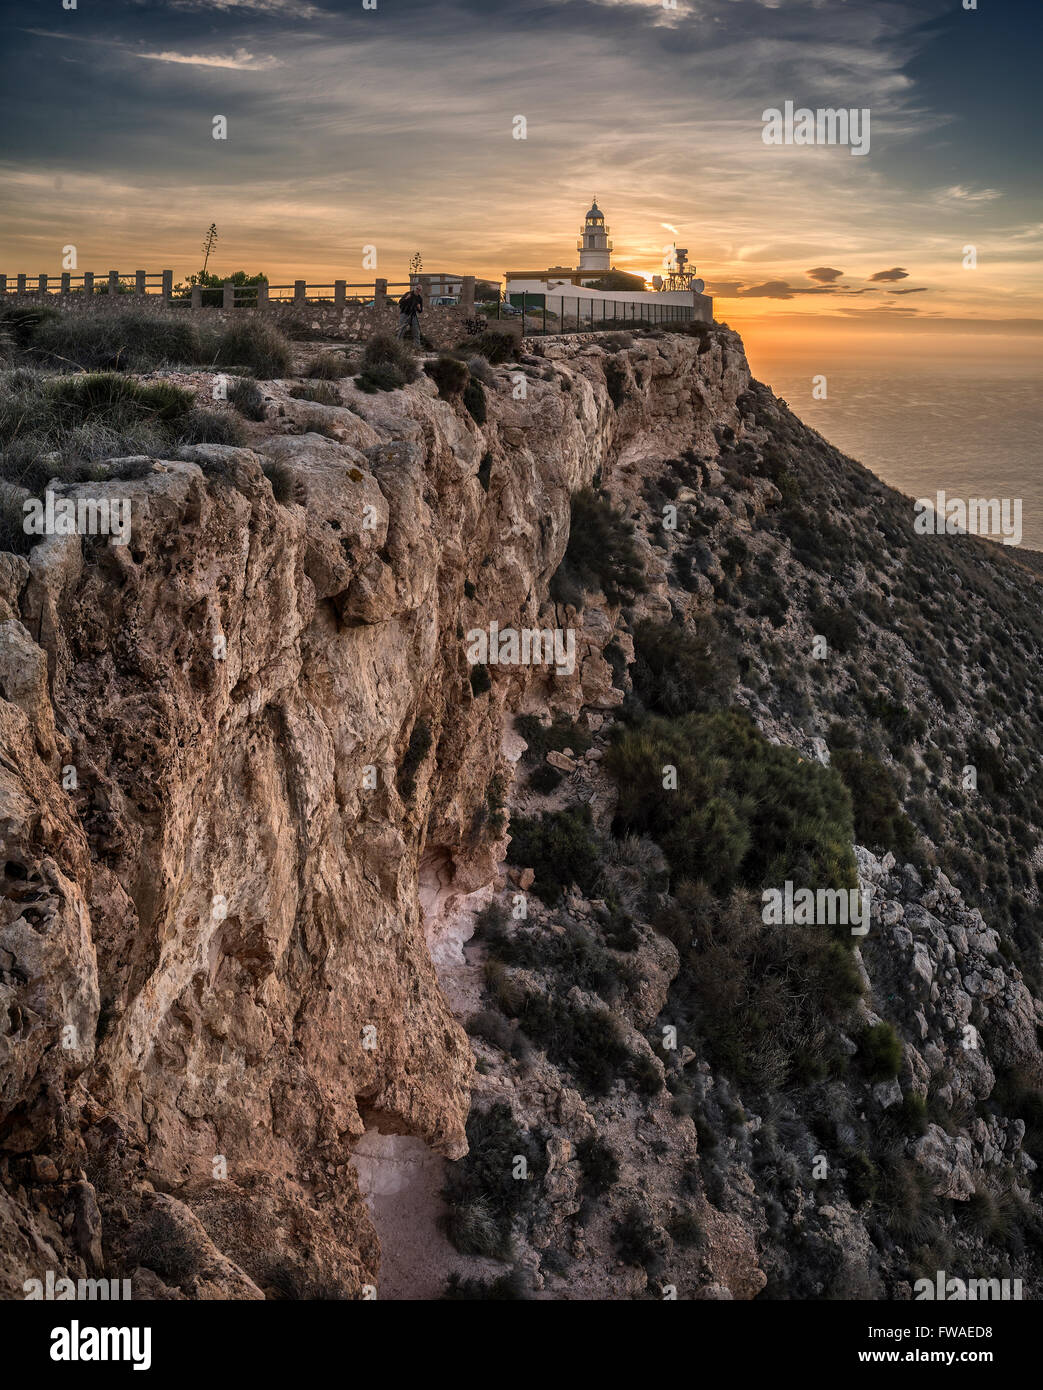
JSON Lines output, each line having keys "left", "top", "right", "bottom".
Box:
{"left": 504, "top": 198, "right": 713, "bottom": 323}
{"left": 413, "top": 272, "right": 465, "bottom": 305}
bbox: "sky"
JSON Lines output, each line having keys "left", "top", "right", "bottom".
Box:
{"left": 2, "top": 0, "right": 1041, "bottom": 367}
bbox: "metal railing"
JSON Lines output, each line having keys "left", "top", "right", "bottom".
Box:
{"left": 484, "top": 292, "right": 695, "bottom": 335}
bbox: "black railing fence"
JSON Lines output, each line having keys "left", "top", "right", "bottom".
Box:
{"left": 485, "top": 292, "right": 695, "bottom": 335}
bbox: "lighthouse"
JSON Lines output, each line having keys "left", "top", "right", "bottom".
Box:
{"left": 577, "top": 199, "right": 612, "bottom": 273}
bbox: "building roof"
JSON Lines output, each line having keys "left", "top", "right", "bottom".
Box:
{"left": 586, "top": 200, "right": 603, "bottom": 219}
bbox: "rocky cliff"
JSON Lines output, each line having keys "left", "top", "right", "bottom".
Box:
{"left": 1, "top": 324, "right": 1041, "bottom": 1299}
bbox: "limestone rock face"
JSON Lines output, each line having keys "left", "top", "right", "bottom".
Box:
{"left": 0, "top": 331, "right": 746, "bottom": 1297}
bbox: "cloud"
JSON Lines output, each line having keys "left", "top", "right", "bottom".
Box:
{"left": 710, "top": 279, "right": 840, "bottom": 300}
{"left": 892, "top": 286, "right": 929, "bottom": 294}
{"left": 136, "top": 47, "right": 280, "bottom": 70}
{"left": 806, "top": 267, "right": 844, "bottom": 283}
{"left": 869, "top": 267, "right": 910, "bottom": 282}
{"left": 936, "top": 185, "right": 1001, "bottom": 205}
{"left": 161, "top": 0, "right": 322, "bottom": 13}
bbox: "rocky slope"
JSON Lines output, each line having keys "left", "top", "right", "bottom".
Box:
{"left": 1, "top": 324, "right": 1040, "bottom": 1299}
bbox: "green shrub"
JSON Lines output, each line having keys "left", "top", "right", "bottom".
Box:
{"left": 519, "top": 991, "right": 630, "bottom": 1096}
{"left": 606, "top": 709, "right": 857, "bottom": 895}
{"left": 505, "top": 805, "right": 601, "bottom": 903}
{"left": 463, "top": 377, "right": 487, "bottom": 424}
{"left": 483, "top": 916, "right": 626, "bottom": 1001}
{"left": 845, "top": 1151, "right": 880, "bottom": 1207}
{"left": 355, "top": 362, "right": 409, "bottom": 393}
{"left": 228, "top": 376, "right": 266, "bottom": 421}
{"left": 472, "top": 331, "right": 515, "bottom": 365}
{"left": 0, "top": 488, "right": 32, "bottom": 555}
{"left": 179, "top": 407, "right": 246, "bottom": 447}
{"left": 30, "top": 309, "right": 201, "bottom": 372}
{"left": 612, "top": 1204, "right": 666, "bottom": 1275}
{"left": 7, "top": 305, "right": 293, "bottom": 379}
{"left": 362, "top": 333, "right": 419, "bottom": 380}
{"left": 576, "top": 1136, "right": 619, "bottom": 1196}
{"left": 0, "top": 371, "right": 199, "bottom": 491}
{"left": 441, "top": 1103, "right": 545, "bottom": 1259}
{"left": 0, "top": 304, "right": 58, "bottom": 352}
{"left": 603, "top": 355, "right": 629, "bottom": 408}
{"left": 212, "top": 320, "right": 293, "bottom": 379}
{"left": 629, "top": 1052, "right": 663, "bottom": 1095}
{"left": 426, "top": 355, "right": 469, "bottom": 398}
{"left": 668, "top": 1210, "right": 705, "bottom": 1247}
{"left": 831, "top": 749, "right": 917, "bottom": 858}
{"left": 630, "top": 616, "right": 737, "bottom": 716}
{"left": 262, "top": 459, "right": 298, "bottom": 505}
{"left": 467, "top": 355, "right": 495, "bottom": 384}
{"left": 514, "top": 713, "right": 590, "bottom": 761}
{"left": 549, "top": 487, "right": 646, "bottom": 609}
{"left": 466, "top": 1009, "right": 514, "bottom": 1052}
{"left": 899, "top": 1092, "right": 928, "bottom": 1135}
{"left": 664, "top": 886, "right": 862, "bottom": 1090}
{"left": 528, "top": 762, "right": 563, "bottom": 794}
{"left": 858, "top": 1022, "right": 903, "bottom": 1081}
{"left": 809, "top": 602, "right": 860, "bottom": 654}
{"left": 290, "top": 381, "right": 340, "bottom": 406}
{"left": 304, "top": 351, "right": 354, "bottom": 379}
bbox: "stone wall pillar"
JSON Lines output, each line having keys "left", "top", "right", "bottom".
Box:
{"left": 223, "top": 280, "right": 235, "bottom": 309}
{"left": 162, "top": 270, "right": 173, "bottom": 302}
{"left": 461, "top": 275, "right": 475, "bottom": 311}
{"left": 83, "top": 272, "right": 94, "bottom": 295}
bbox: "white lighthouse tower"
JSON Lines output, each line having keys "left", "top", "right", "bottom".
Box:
{"left": 577, "top": 199, "right": 612, "bottom": 274}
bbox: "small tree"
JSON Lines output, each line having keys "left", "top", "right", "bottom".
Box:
{"left": 409, "top": 250, "right": 423, "bottom": 285}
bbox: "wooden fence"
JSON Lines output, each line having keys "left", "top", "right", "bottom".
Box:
{"left": 0, "top": 272, "right": 478, "bottom": 311}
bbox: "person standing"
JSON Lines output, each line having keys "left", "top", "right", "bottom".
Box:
{"left": 396, "top": 284, "right": 423, "bottom": 346}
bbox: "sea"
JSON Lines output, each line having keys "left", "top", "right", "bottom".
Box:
{"left": 746, "top": 354, "right": 1043, "bottom": 551}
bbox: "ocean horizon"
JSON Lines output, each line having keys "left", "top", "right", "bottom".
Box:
{"left": 749, "top": 353, "right": 1043, "bottom": 551}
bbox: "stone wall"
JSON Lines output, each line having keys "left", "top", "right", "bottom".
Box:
{"left": 0, "top": 293, "right": 479, "bottom": 348}
{"left": 198, "top": 301, "right": 478, "bottom": 346}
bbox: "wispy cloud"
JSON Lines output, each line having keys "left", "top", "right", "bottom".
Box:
{"left": 136, "top": 47, "right": 281, "bottom": 70}
{"left": 936, "top": 184, "right": 1002, "bottom": 205}
{"left": 160, "top": 0, "right": 321, "bottom": 14}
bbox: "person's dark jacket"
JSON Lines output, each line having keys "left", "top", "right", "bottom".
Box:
{"left": 398, "top": 290, "right": 423, "bottom": 316}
